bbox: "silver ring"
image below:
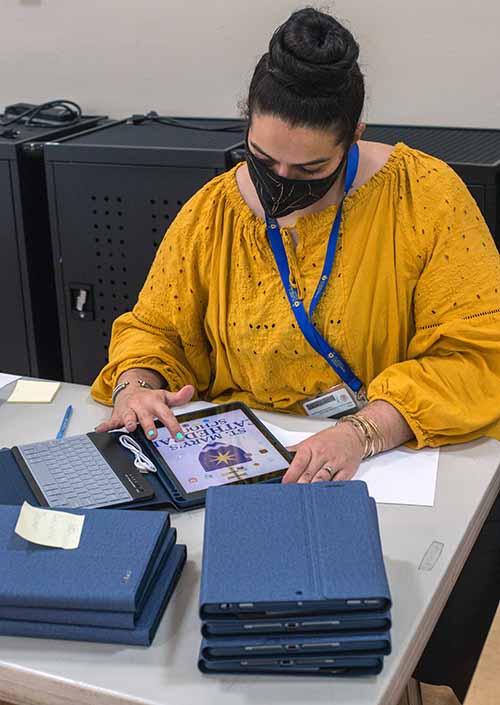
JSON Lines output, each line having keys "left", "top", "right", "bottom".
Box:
{"left": 323, "top": 465, "right": 338, "bottom": 481}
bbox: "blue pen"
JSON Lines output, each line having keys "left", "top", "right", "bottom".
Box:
{"left": 56, "top": 404, "right": 73, "bottom": 440}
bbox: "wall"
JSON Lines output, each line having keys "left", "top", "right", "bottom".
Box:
{"left": 1, "top": 0, "right": 499, "bottom": 128}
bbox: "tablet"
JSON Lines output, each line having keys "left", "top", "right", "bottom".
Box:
{"left": 144, "top": 402, "right": 293, "bottom": 502}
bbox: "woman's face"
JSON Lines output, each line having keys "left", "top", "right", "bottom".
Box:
{"left": 247, "top": 113, "right": 345, "bottom": 180}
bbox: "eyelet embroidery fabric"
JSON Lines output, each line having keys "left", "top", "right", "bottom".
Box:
{"left": 91, "top": 143, "right": 500, "bottom": 448}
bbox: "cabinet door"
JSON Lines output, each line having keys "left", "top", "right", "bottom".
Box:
{"left": 0, "top": 160, "right": 31, "bottom": 375}
{"left": 52, "top": 162, "right": 217, "bottom": 384}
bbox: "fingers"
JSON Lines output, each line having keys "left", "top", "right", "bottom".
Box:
{"left": 332, "top": 468, "right": 356, "bottom": 481}
{"left": 95, "top": 415, "right": 123, "bottom": 433}
{"left": 95, "top": 387, "right": 189, "bottom": 441}
{"left": 96, "top": 407, "right": 139, "bottom": 433}
{"left": 134, "top": 407, "right": 156, "bottom": 438}
{"left": 311, "top": 467, "right": 338, "bottom": 483}
{"left": 150, "top": 400, "right": 185, "bottom": 441}
{"left": 166, "top": 384, "right": 195, "bottom": 408}
{"left": 122, "top": 408, "right": 138, "bottom": 432}
{"left": 283, "top": 446, "right": 324, "bottom": 484}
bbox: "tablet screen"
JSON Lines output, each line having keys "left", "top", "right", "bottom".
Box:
{"left": 150, "top": 406, "right": 290, "bottom": 496}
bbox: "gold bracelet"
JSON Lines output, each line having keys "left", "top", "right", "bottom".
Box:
{"left": 338, "top": 414, "right": 385, "bottom": 458}
{"left": 362, "top": 415, "right": 384, "bottom": 457}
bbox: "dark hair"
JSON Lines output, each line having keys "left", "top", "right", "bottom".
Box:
{"left": 246, "top": 8, "right": 364, "bottom": 147}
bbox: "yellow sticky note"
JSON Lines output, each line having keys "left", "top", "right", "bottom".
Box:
{"left": 7, "top": 379, "right": 61, "bottom": 403}
{"left": 14, "top": 502, "right": 84, "bottom": 550}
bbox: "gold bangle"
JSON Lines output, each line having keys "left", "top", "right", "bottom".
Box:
{"left": 359, "top": 415, "right": 385, "bottom": 456}
{"left": 338, "top": 414, "right": 385, "bottom": 459}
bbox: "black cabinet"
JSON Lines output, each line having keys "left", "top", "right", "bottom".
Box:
{"left": 0, "top": 115, "right": 107, "bottom": 378}
{"left": 44, "top": 117, "right": 245, "bottom": 385}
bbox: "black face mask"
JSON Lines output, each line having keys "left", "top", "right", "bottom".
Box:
{"left": 245, "top": 138, "right": 346, "bottom": 219}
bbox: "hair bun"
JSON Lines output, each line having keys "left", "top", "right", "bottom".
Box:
{"left": 268, "top": 8, "right": 360, "bottom": 97}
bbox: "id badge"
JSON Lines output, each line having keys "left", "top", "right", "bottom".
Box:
{"left": 302, "top": 384, "right": 366, "bottom": 419}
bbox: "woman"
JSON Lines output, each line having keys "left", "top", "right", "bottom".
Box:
{"left": 92, "top": 9, "right": 500, "bottom": 485}
{"left": 92, "top": 9, "right": 500, "bottom": 697}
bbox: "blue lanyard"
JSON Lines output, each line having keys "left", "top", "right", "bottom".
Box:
{"left": 265, "top": 143, "right": 363, "bottom": 393}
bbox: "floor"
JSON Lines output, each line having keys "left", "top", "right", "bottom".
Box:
{"left": 0, "top": 606, "right": 498, "bottom": 705}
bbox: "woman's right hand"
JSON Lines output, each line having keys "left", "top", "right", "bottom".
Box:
{"left": 95, "top": 384, "right": 195, "bottom": 441}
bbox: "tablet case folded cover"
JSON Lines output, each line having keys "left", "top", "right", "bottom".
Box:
{"left": 0, "top": 544, "right": 187, "bottom": 646}
{"left": 0, "top": 505, "right": 169, "bottom": 612}
{"left": 202, "top": 610, "right": 392, "bottom": 637}
{"left": 200, "top": 482, "right": 391, "bottom": 618}
{"left": 198, "top": 652, "right": 383, "bottom": 676}
{"left": 0, "top": 527, "right": 177, "bottom": 629}
{"left": 200, "top": 631, "right": 391, "bottom": 659}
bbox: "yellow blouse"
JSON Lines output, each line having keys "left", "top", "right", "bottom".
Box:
{"left": 91, "top": 143, "right": 500, "bottom": 448}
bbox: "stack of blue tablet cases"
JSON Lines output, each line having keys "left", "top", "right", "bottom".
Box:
{"left": 198, "top": 481, "right": 392, "bottom": 677}
{"left": 0, "top": 506, "right": 186, "bottom": 645}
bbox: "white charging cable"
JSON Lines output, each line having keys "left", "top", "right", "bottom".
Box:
{"left": 119, "top": 435, "right": 157, "bottom": 474}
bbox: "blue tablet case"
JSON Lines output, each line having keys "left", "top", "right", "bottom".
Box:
{"left": 198, "top": 652, "right": 384, "bottom": 676}
{"left": 202, "top": 610, "right": 392, "bottom": 637}
{"left": 0, "top": 527, "right": 177, "bottom": 628}
{"left": 201, "top": 631, "right": 391, "bottom": 659}
{"left": 0, "top": 544, "right": 187, "bottom": 646}
{"left": 200, "top": 482, "right": 391, "bottom": 618}
{"left": 0, "top": 505, "right": 169, "bottom": 612}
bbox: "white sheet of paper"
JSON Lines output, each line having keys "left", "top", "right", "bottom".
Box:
{"left": 14, "top": 502, "right": 85, "bottom": 550}
{"left": 263, "top": 421, "right": 439, "bottom": 507}
{"left": 0, "top": 373, "right": 21, "bottom": 391}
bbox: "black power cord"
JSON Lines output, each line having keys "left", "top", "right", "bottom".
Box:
{"left": 0, "top": 100, "right": 82, "bottom": 128}
{"left": 129, "top": 111, "right": 246, "bottom": 133}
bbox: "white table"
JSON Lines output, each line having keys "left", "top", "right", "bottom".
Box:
{"left": 0, "top": 380, "right": 499, "bottom": 705}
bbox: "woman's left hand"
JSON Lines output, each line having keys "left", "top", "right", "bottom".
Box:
{"left": 282, "top": 422, "right": 364, "bottom": 483}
